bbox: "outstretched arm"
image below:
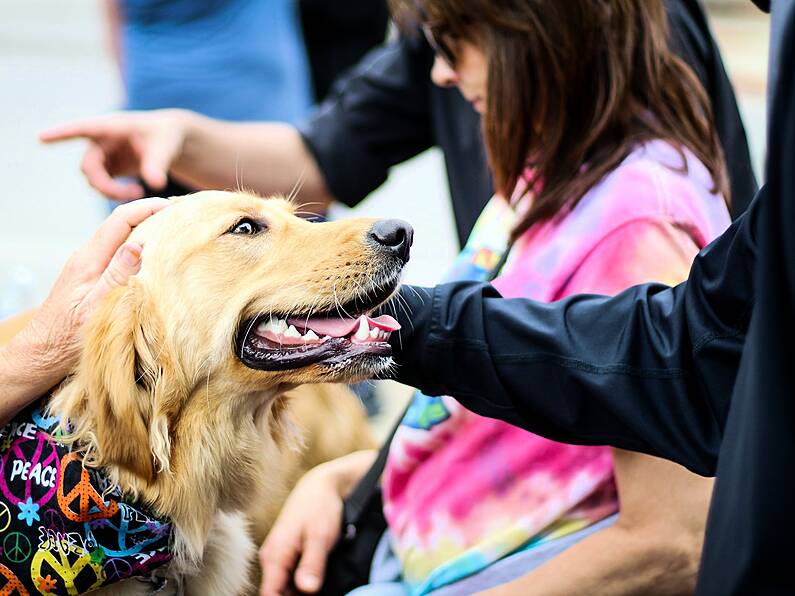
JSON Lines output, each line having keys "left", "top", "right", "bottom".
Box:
{"left": 40, "top": 37, "right": 434, "bottom": 210}
{"left": 390, "top": 194, "right": 760, "bottom": 475}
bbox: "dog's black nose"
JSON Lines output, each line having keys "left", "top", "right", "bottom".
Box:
{"left": 369, "top": 219, "right": 413, "bottom": 264}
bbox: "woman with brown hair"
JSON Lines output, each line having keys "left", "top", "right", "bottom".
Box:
{"left": 260, "top": 1, "right": 730, "bottom": 595}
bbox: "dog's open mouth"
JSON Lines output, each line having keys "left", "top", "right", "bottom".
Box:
{"left": 237, "top": 291, "right": 401, "bottom": 372}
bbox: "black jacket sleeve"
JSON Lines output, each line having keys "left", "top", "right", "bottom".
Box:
{"left": 297, "top": 36, "right": 435, "bottom": 208}
{"left": 390, "top": 192, "right": 760, "bottom": 476}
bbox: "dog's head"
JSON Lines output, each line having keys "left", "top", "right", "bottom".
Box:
{"left": 52, "top": 191, "right": 410, "bottom": 484}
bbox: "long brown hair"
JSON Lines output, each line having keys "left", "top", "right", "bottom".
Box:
{"left": 392, "top": 0, "right": 730, "bottom": 240}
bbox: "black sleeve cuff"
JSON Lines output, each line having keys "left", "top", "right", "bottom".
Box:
{"left": 296, "top": 38, "right": 435, "bottom": 208}
{"left": 298, "top": 110, "right": 388, "bottom": 209}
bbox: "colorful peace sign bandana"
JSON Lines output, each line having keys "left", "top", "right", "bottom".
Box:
{"left": 0, "top": 403, "right": 172, "bottom": 595}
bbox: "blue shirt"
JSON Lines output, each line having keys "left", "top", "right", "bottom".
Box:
{"left": 119, "top": 0, "right": 313, "bottom": 122}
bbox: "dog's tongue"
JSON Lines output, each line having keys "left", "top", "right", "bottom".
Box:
{"left": 288, "top": 314, "right": 400, "bottom": 337}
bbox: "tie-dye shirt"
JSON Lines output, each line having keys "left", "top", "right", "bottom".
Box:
{"left": 382, "top": 140, "right": 731, "bottom": 595}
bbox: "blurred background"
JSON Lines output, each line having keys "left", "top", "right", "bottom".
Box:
{"left": 0, "top": 0, "right": 771, "bottom": 428}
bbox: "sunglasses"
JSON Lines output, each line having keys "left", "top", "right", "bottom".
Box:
{"left": 422, "top": 22, "right": 457, "bottom": 68}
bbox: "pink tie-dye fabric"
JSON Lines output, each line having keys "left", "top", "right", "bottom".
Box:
{"left": 381, "top": 141, "right": 731, "bottom": 595}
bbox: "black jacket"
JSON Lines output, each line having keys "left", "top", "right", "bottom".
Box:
{"left": 390, "top": 9, "right": 795, "bottom": 595}
{"left": 299, "top": 0, "right": 757, "bottom": 245}
{"left": 299, "top": 0, "right": 389, "bottom": 102}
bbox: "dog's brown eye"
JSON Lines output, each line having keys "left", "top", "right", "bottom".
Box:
{"left": 228, "top": 218, "right": 262, "bottom": 236}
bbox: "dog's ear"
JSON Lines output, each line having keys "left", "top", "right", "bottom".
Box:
{"left": 67, "top": 283, "right": 186, "bottom": 483}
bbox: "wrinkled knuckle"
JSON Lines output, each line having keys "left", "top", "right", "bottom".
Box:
{"left": 103, "top": 265, "right": 128, "bottom": 288}
{"left": 62, "top": 254, "right": 81, "bottom": 274}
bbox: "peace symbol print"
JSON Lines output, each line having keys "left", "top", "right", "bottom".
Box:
{"left": 40, "top": 510, "right": 64, "bottom": 536}
{"left": 30, "top": 543, "right": 103, "bottom": 595}
{"left": 2, "top": 533, "right": 31, "bottom": 565}
{"left": 0, "top": 563, "right": 29, "bottom": 596}
{"left": 0, "top": 435, "right": 59, "bottom": 507}
{"left": 0, "top": 504, "right": 10, "bottom": 534}
{"left": 57, "top": 454, "right": 118, "bottom": 523}
{"left": 84, "top": 503, "right": 167, "bottom": 558}
{"left": 30, "top": 544, "right": 105, "bottom": 594}
{"left": 101, "top": 557, "right": 131, "bottom": 582}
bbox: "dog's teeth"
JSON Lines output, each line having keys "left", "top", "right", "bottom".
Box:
{"left": 258, "top": 318, "right": 283, "bottom": 335}
{"left": 304, "top": 330, "right": 319, "bottom": 340}
{"left": 323, "top": 335, "right": 331, "bottom": 341}
{"left": 354, "top": 316, "right": 370, "bottom": 340}
{"left": 284, "top": 325, "right": 301, "bottom": 338}
{"left": 369, "top": 328, "right": 380, "bottom": 339}
{"left": 267, "top": 317, "right": 287, "bottom": 333}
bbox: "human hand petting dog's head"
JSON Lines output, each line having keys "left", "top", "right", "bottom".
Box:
{"left": 7, "top": 197, "right": 169, "bottom": 400}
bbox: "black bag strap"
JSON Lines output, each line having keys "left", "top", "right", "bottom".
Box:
{"left": 343, "top": 232, "right": 515, "bottom": 524}
{"left": 343, "top": 242, "right": 511, "bottom": 526}
{"left": 342, "top": 402, "right": 409, "bottom": 529}
{"left": 486, "top": 238, "right": 514, "bottom": 282}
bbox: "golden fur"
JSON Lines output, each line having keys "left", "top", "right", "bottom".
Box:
{"left": 8, "top": 191, "right": 392, "bottom": 595}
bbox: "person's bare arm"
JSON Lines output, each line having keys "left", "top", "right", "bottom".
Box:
{"left": 40, "top": 110, "right": 335, "bottom": 212}
{"left": 478, "top": 450, "right": 712, "bottom": 595}
{"left": 260, "top": 449, "right": 378, "bottom": 595}
{"left": 0, "top": 198, "right": 169, "bottom": 425}
{"left": 173, "top": 113, "right": 334, "bottom": 213}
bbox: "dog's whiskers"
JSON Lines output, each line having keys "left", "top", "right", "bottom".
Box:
{"left": 293, "top": 210, "right": 323, "bottom": 219}
{"left": 294, "top": 200, "right": 326, "bottom": 211}
{"left": 239, "top": 308, "right": 266, "bottom": 360}
{"left": 235, "top": 152, "right": 243, "bottom": 193}
{"left": 406, "top": 285, "right": 426, "bottom": 305}
{"left": 395, "top": 293, "right": 415, "bottom": 334}
{"left": 332, "top": 282, "right": 355, "bottom": 319}
{"left": 191, "top": 353, "right": 213, "bottom": 387}
{"left": 286, "top": 169, "right": 308, "bottom": 204}
{"left": 304, "top": 294, "right": 322, "bottom": 327}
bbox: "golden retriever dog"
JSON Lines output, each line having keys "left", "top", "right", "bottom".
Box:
{"left": 2, "top": 191, "right": 410, "bottom": 595}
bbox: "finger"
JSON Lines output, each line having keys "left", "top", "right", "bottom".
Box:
{"left": 293, "top": 529, "right": 334, "bottom": 593}
{"left": 39, "top": 118, "right": 115, "bottom": 143}
{"left": 81, "top": 144, "right": 144, "bottom": 201}
{"left": 260, "top": 538, "right": 300, "bottom": 596}
{"left": 260, "top": 563, "right": 291, "bottom": 596}
{"left": 140, "top": 148, "right": 171, "bottom": 191}
{"left": 93, "top": 197, "right": 171, "bottom": 256}
{"left": 76, "top": 197, "right": 170, "bottom": 273}
{"left": 83, "top": 242, "right": 142, "bottom": 306}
